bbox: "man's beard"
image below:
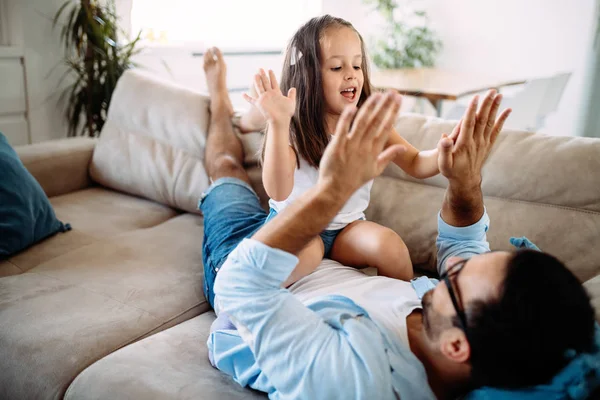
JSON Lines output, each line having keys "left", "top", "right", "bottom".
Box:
{"left": 421, "top": 290, "right": 453, "bottom": 341}
{"left": 421, "top": 290, "right": 437, "bottom": 340}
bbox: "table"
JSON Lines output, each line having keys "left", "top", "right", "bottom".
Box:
{"left": 371, "top": 68, "right": 526, "bottom": 116}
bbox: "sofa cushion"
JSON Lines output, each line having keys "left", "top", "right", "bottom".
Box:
{"left": 89, "top": 70, "right": 210, "bottom": 214}
{"left": 16, "top": 137, "right": 96, "bottom": 198}
{"left": 367, "top": 177, "right": 600, "bottom": 283}
{"left": 0, "top": 132, "right": 70, "bottom": 258}
{"left": 0, "top": 213, "right": 208, "bottom": 400}
{"left": 1, "top": 187, "right": 179, "bottom": 276}
{"left": 65, "top": 312, "right": 266, "bottom": 400}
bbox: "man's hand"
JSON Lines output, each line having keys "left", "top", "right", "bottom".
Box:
{"left": 439, "top": 90, "right": 511, "bottom": 226}
{"left": 438, "top": 90, "right": 511, "bottom": 188}
{"left": 318, "top": 91, "right": 405, "bottom": 200}
{"left": 253, "top": 91, "right": 404, "bottom": 257}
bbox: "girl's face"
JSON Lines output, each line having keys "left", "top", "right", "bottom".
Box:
{"left": 320, "top": 26, "right": 365, "bottom": 121}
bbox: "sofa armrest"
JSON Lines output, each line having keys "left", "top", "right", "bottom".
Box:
{"left": 15, "top": 138, "right": 97, "bottom": 198}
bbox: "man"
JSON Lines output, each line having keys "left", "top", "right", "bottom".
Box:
{"left": 200, "top": 48, "right": 597, "bottom": 399}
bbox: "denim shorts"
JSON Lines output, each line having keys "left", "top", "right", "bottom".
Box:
{"left": 199, "top": 178, "right": 268, "bottom": 309}
{"left": 199, "top": 177, "right": 343, "bottom": 309}
{"left": 266, "top": 208, "right": 342, "bottom": 258}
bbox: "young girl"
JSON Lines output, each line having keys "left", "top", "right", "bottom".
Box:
{"left": 242, "top": 15, "right": 440, "bottom": 287}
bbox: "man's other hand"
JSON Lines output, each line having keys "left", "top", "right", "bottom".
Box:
{"left": 318, "top": 91, "right": 405, "bottom": 200}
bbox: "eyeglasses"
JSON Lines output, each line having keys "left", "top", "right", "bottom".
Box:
{"left": 439, "top": 259, "right": 469, "bottom": 333}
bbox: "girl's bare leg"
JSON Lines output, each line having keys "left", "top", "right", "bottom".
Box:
{"left": 330, "top": 221, "right": 413, "bottom": 280}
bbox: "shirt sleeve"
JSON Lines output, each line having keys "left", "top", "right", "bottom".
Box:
{"left": 436, "top": 209, "right": 491, "bottom": 275}
{"left": 213, "top": 238, "right": 393, "bottom": 399}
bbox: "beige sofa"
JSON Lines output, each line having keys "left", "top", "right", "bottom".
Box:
{"left": 1, "top": 70, "right": 599, "bottom": 400}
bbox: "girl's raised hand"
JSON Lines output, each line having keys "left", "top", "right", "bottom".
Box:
{"left": 243, "top": 69, "right": 296, "bottom": 125}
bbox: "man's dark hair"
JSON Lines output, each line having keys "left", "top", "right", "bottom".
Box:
{"left": 465, "top": 250, "right": 596, "bottom": 388}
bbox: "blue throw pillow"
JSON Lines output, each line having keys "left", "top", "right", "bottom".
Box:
{"left": 0, "top": 132, "right": 71, "bottom": 258}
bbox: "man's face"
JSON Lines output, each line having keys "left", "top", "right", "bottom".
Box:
{"left": 422, "top": 252, "right": 512, "bottom": 348}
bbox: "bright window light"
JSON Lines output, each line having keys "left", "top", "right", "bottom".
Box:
{"left": 131, "top": 0, "right": 322, "bottom": 50}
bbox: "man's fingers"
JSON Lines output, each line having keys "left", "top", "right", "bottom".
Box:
{"left": 366, "top": 92, "right": 397, "bottom": 140}
{"left": 456, "top": 95, "right": 478, "bottom": 149}
{"left": 268, "top": 70, "right": 279, "bottom": 91}
{"left": 373, "top": 93, "right": 402, "bottom": 149}
{"left": 333, "top": 106, "right": 357, "bottom": 141}
{"left": 348, "top": 93, "right": 381, "bottom": 140}
{"left": 450, "top": 119, "right": 462, "bottom": 141}
{"left": 438, "top": 133, "right": 454, "bottom": 175}
{"left": 475, "top": 90, "right": 497, "bottom": 139}
{"left": 490, "top": 108, "right": 512, "bottom": 144}
{"left": 242, "top": 93, "right": 256, "bottom": 105}
{"left": 254, "top": 73, "right": 265, "bottom": 94}
{"left": 485, "top": 94, "right": 502, "bottom": 140}
{"left": 376, "top": 145, "right": 406, "bottom": 174}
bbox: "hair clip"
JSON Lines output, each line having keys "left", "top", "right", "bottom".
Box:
{"left": 290, "top": 46, "right": 303, "bottom": 66}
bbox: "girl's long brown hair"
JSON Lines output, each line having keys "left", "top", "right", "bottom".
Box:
{"left": 261, "top": 15, "right": 373, "bottom": 168}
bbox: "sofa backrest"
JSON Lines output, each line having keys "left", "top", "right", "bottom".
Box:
{"left": 365, "top": 114, "right": 600, "bottom": 282}
{"left": 88, "top": 69, "right": 598, "bottom": 284}
{"left": 89, "top": 69, "right": 211, "bottom": 214}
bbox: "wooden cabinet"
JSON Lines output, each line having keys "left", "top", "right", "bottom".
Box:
{"left": 0, "top": 47, "right": 31, "bottom": 146}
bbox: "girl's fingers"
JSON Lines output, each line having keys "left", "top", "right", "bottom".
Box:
{"left": 259, "top": 69, "right": 271, "bottom": 92}
{"left": 254, "top": 73, "right": 265, "bottom": 94}
{"left": 287, "top": 87, "right": 296, "bottom": 102}
{"left": 268, "top": 70, "right": 279, "bottom": 91}
{"left": 242, "top": 93, "right": 255, "bottom": 105}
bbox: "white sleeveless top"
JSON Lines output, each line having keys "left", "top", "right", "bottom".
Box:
{"left": 269, "top": 156, "right": 374, "bottom": 231}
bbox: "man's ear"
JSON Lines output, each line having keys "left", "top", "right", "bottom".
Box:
{"left": 439, "top": 328, "right": 471, "bottom": 363}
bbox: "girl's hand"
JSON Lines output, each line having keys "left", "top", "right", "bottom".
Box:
{"left": 243, "top": 69, "right": 296, "bottom": 126}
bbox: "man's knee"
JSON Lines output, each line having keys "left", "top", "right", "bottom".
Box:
{"left": 208, "top": 153, "right": 247, "bottom": 180}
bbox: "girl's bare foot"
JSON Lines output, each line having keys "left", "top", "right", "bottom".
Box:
{"left": 203, "top": 47, "right": 234, "bottom": 116}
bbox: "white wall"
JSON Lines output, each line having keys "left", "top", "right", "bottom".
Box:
{"left": 323, "top": 0, "right": 598, "bottom": 136}
{"left": 132, "top": 47, "right": 285, "bottom": 111}
{"left": 6, "top": 0, "right": 72, "bottom": 142}
{"left": 7, "top": 0, "right": 595, "bottom": 141}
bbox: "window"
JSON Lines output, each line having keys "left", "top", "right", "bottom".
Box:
{"left": 130, "top": 0, "right": 322, "bottom": 50}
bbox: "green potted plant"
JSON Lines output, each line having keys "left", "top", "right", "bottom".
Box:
{"left": 364, "top": 0, "right": 442, "bottom": 69}
{"left": 53, "top": 0, "right": 142, "bottom": 137}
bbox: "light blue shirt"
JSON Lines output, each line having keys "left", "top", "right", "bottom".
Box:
{"left": 209, "top": 210, "right": 491, "bottom": 399}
